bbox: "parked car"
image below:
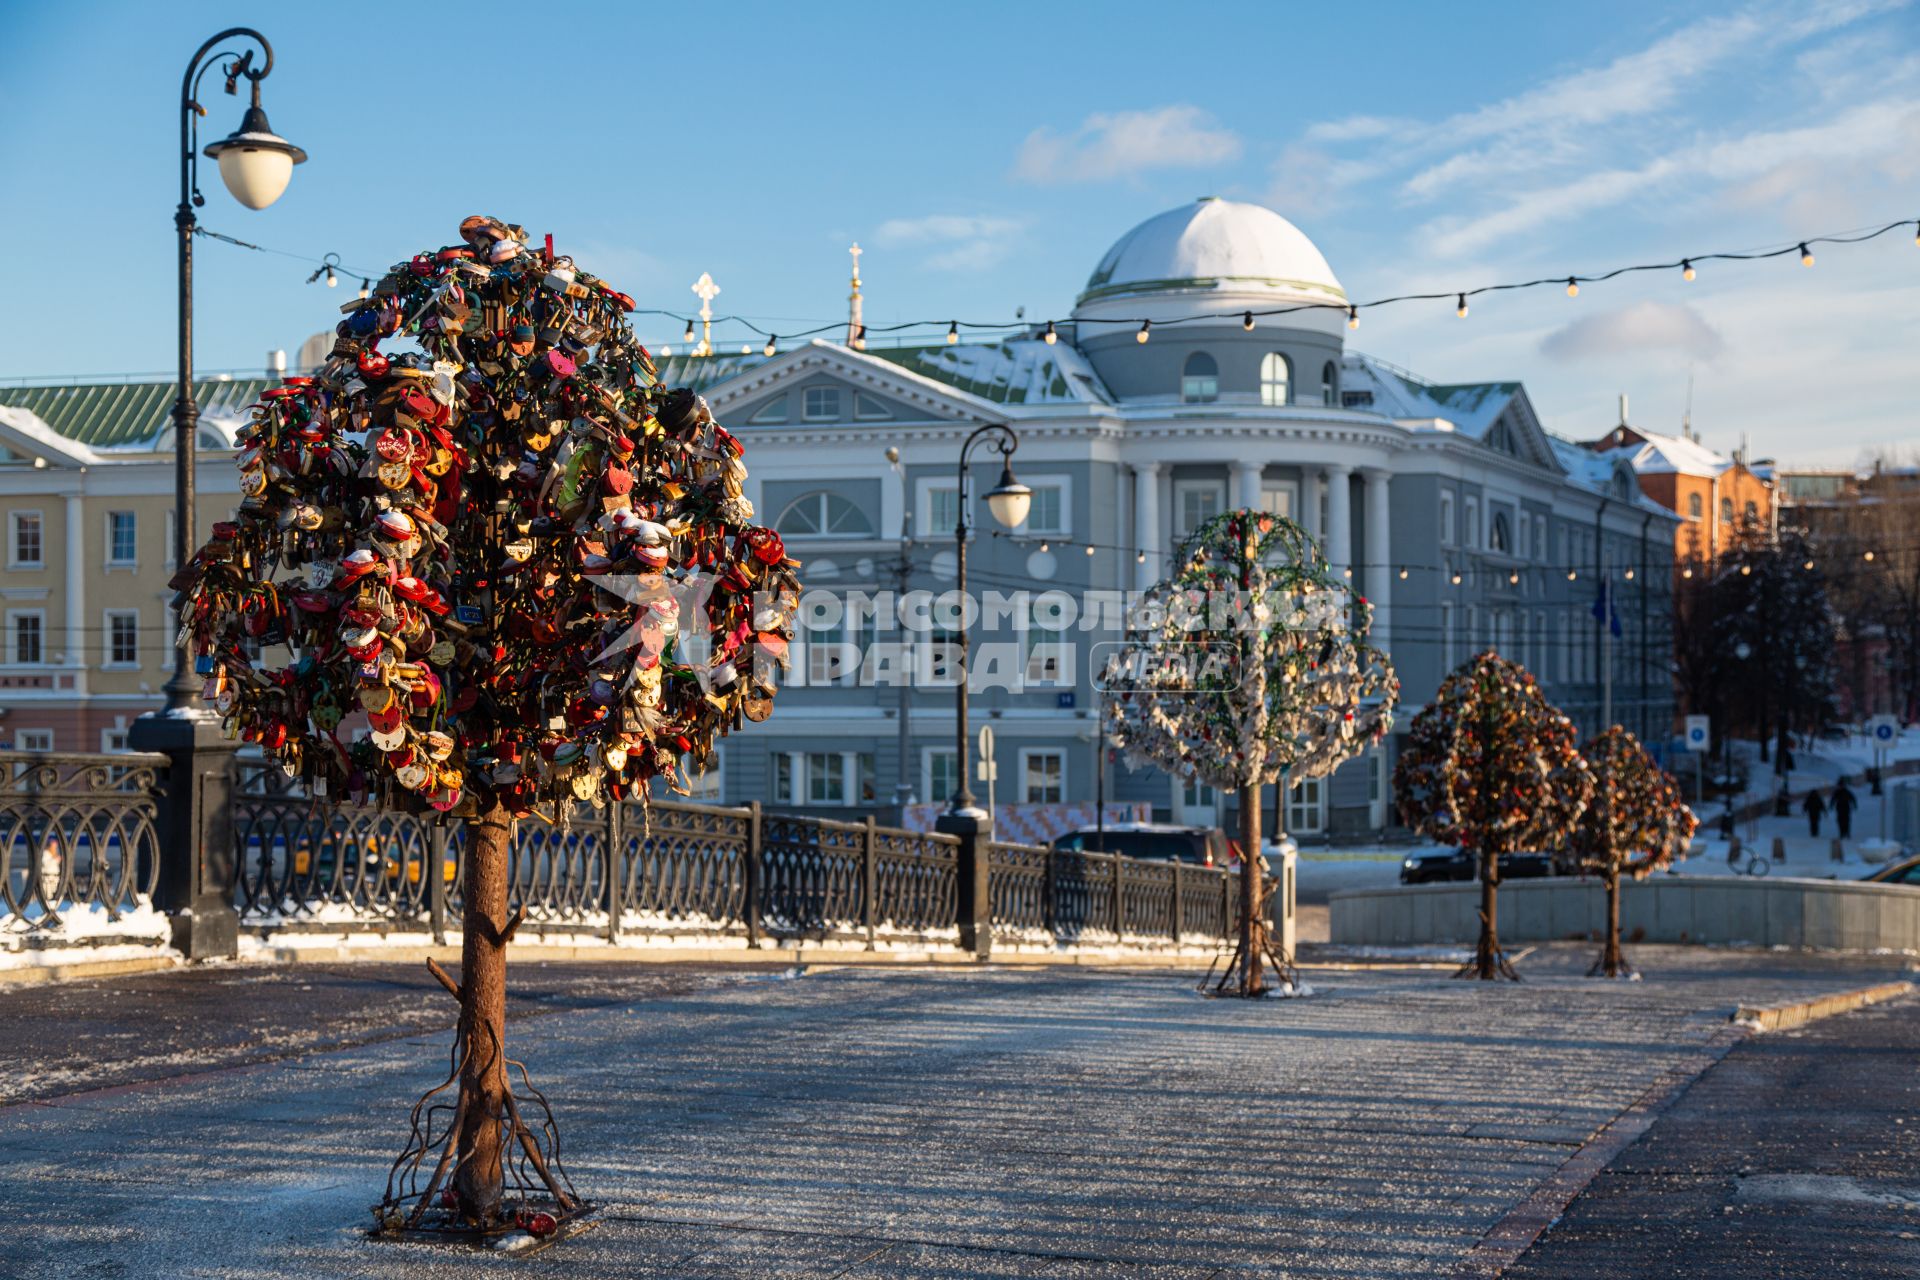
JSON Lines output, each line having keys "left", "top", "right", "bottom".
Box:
{"left": 1399, "top": 848, "right": 1554, "bottom": 885}
{"left": 1051, "top": 824, "right": 1228, "bottom": 867}
{"left": 1858, "top": 855, "right": 1920, "bottom": 886}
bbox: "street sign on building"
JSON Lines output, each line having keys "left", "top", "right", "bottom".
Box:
{"left": 1684, "top": 715, "right": 1711, "bottom": 752}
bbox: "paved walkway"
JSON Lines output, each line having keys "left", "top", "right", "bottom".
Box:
{"left": 1508, "top": 988, "right": 1920, "bottom": 1280}
{"left": 0, "top": 947, "right": 1908, "bottom": 1278}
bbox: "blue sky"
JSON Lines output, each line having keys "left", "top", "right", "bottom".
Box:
{"left": 4, "top": 0, "right": 1915, "bottom": 464}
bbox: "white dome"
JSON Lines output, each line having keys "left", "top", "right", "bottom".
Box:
{"left": 1075, "top": 198, "right": 1345, "bottom": 322}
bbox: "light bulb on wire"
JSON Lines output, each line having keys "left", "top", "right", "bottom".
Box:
{"left": 1241, "top": 311, "right": 1255, "bottom": 332}
{"left": 1865, "top": 550, "right": 1876, "bottom": 562}
{"left": 1398, "top": 567, "right": 1408, "bottom": 580}
{"left": 1740, "top": 563, "right": 1752, "bottom": 575}
{"left": 1084, "top": 544, "right": 1095, "bottom": 557}
{"left": 764, "top": 335, "right": 777, "bottom": 357}
{"left": 1681, "top": 259, "right": 1695, "bottom": 282}
{"left": 357, "top": 277, "right": 371, "bottom": 300}
{"left": 1136, "top": 320, "right": 1151, "bottom": 344}
{"left": 1567, "top": 569, "right": 1578, "bottom": 581}
{"left": 946, "top": 321, "right": 959, "bottom": 345}
{"left": 1565, "top": 277, "right": 1578, "bottom": 297}
{"left": 1347, "top": 306, "right": 1359, "bottom": 330}
{"left": 1455, "top": 293, "right": 1468, "bottom": 318}
{"left": 1043, "top": 321, "right": 1057, "bottom": 345}
{"left": 1804, "top": 559, "right": 1814, "bottom": 571}
{"left": 852, "top": 325, "right": 867, "bottom": 351}
{"left": 1624, "top": 567, "right": 1635, "bottom": 580}
{"left": 1136, "top": 550, "right": 1146, "bottom": 564}
{"left": 1800, "top": 243, "right": 1814, "bottom": 267}
{"left": 683, "top": 320, "right": 695, "bottom": 343}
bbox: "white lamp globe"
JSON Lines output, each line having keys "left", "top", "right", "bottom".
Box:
{"left": 203, "top": 101, "right": 306, "bottom": 210}
{"left": 984, "top": 466, "right": 1032, "bottom": 528}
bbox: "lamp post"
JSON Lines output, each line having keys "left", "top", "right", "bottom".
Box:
{"left": 162, "top": 27, "right": 306, "bottom": 716}
{"left": 885, "top": 446, "right": 915, "bottom": 813}
{"left": 132, "top": 29, "right": 303, "bottom": 962}
{"left": 946, "top": 423, "right": 1030, "bottom": 815}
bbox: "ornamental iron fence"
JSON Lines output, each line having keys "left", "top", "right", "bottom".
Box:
{"left": 0, "top": 750, "right": 168, "bottom": 937}
{"left": 0, "top": 749, "right": 1251, "bottom": 958}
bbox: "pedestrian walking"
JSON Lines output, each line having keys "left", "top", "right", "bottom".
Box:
{"left": 1802, "top": 789, "right": 1826, "bottom": 838}
{"left": 1831, "top": 779, "right": 1857, "bottom": 840}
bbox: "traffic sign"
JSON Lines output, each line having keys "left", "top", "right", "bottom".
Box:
{"left": 1683, "top": 715, "right": 1710, "bottom": 752}
{"left": 1867, "top": 714, "right": 1899, "bottom": 745}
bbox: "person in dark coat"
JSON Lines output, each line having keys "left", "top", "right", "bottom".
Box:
{"left": 1831, "top": 780, "right": 1858, "bottom": 840}
{"left": 1802, "top": 789, "right": 1826, "bottom": 838}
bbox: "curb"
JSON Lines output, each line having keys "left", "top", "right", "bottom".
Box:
{"left": 1452, "top": 976, "right": 1914, "bottom": 1278}
{"left": 1734, "top": 979, "right": 1914, "bottom": 1032}
{"left": 0, "top": 954, "right": 182, "bottom": 989}
{"left": 236, "top": 941, "right": 1235, "bottom": 971}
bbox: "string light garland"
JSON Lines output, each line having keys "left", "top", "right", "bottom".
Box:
{"left": 195, "top": 217, "right": 1918, "bottom": 351}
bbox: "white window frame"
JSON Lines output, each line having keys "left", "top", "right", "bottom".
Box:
{"left": 7, "top": 609, "right": 46, "bottom": 666}
{"left": 105, "top": 510, "right": 138, "bottom": 569}
{"left": 853, "top": 392, "right": 892, "bottom": 421}
{"left": 1258, "top": 482, "right": 1298, "bottom": 519}
{"left": 802, "top": 386, "right": 843, "bottom": 422}
{"left": 1019, "top": 748, "right": 1066, "bottom": 804}
{"left": 14, "top": 728, "right": 53, "bottom": 753}
{"left": 747, "top": 398, "right": 789, "bottom": 425}
{"left": 103, "top": 609, "right": 139, "bottom": 669}
{"left": 1287, "top": 775, "right": 1327, "bottom": 835}
{"left": 9, "top": 510, "right": 45, "bottom": 569}
{"left": 1173, "top": 479, "right": 1226, "bottom": 537}
{"left": 1014, "top": 476, "right": 1070, "bottom": 537}
{"left": 776, "top": 490, "right": 878, "bottom": 540}
{"left": 917, "top": 478, "right": 964, "bottom": 538}
{"left": 1320, "top": 360, "right": 1337, "bottom": 407}
{"left": 922, "top": 746, "right": 960, "bottom": 808}
{"left": 1180, "top": 351, "right": 1219, "bottom": 404}
{"left": 1259, "top": 352, "right": 1291, "bottom": 407}
{"left": 101, "top": 726, "right": 131, "bottom": 754}
{"left": 773, "top": 750, "right": 872, "bottom": 807}
{"left": 1440, "top": 492, "right": 1455, "bottom": 546}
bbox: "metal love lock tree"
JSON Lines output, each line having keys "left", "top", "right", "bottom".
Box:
{"left": 1571, "top": 726, "right": 1696, "bottom": 980}
{"left": 170, "top": 216, "right": 800, "bottom": 1244}
{"left": 1394, "top": 652, "right": 1593, "bottom": 981}
{"left": 1101, "top": 511, "right": 1396, "bottom": 997}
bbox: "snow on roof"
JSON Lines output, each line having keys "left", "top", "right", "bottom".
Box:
{"left": 869, "top": 339, "right": 1114, "bottom": 406}
{"left": 1549, "top": 436, "right": 1618, "bottom": 491}
{"left": 1609, "top": 428, "right": 1735, "bottom": 479}
{"left": 1339, "top": 354, "right": 1517, "bottom": 438}
{"left": 0, "top": 403, "right": 104, "bottom": 466}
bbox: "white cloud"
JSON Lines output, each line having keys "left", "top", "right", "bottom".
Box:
{"left": 871, "top": 214, "right": 1024, "bottom": 271}
{"left": 1013, "top": 106, "right": 1240, "bottom": 184}
{"left": 1539, "top": 300, "right": 1727, "bottom": 363}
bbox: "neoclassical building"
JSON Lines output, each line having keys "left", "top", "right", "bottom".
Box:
{"left": 660, "top": 197, "right": 1679, "bottom": 835}
{"left": 0, "top": 198, "right": 1679, "bottom": 837}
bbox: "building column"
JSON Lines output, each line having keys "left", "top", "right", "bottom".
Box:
{"left": 1362, "top": 468, "right": 1392, "bottom": 650}
{"left": 1300, "top": 467, "right": 1322, "bottom": 541}
{"left": 1324, "top": 463, "right": 1353, "bottom": 578}
{"left": 1232, "top": 459, "right": 1264, "bottom": 513}
{"left": 1132, "top": 461, "right": 1162, "bottom": 591}
{"left": 63, "top": 491, "right": 85, "bottom": 691}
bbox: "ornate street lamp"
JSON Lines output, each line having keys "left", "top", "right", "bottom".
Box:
{"left": 164, "top": 28, "right": 305, "bottom": 715}
{"left": 946, "top": 423, "right": 1030, "bottom": 817}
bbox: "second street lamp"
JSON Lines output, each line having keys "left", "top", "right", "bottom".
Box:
{"left": 946, "top": 423, "right": 1029, "bottom": 817}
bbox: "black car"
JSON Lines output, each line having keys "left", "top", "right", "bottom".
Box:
{"left": 1051, "top": 824, "right": 1228, "bottom": 867}
{"left": 1399, "top": 848, "right": 1554, "bottom": 885}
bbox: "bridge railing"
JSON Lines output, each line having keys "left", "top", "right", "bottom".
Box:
{"left": 0, "top": 751, "right": 170, "bottom": 945}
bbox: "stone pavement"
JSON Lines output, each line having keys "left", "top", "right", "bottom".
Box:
{"left": 1507, "top": 985, "right": 1920, "bottom": 1280}
{"left": 0, "top": 946, "right": 1909, "bottom": 1278}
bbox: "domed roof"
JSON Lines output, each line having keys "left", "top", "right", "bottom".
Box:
{"left": 1076, "top": 198, "right": 1344, "bottom": 314}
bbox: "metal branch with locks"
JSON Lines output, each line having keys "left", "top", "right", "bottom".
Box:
{"left": 168, "top": 215, "right": 801, "bottom": 1243}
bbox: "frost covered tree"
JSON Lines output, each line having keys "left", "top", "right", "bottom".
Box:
{"left": 1102, "top": 510, "right": 1396, "bottom": 997}
{"left": 1394, "top": 652, "right": 1592, "bottom": 981}
{"left": 1572, "top": 726, "right": 1697, "bottom": 978}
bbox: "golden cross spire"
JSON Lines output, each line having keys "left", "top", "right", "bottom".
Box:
{"left": 690, "top": 272, "right": 720, "bottom": 357}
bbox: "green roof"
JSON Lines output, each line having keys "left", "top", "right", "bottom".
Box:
{"left": 0, "top": 378, "right": 273, "bottom": 449}
{"left": 647, "top": 352, "right": 769, "bottom": 395}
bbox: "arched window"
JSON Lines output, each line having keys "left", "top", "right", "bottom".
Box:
{"left": 1687, "top": 493, "right": 1703, "bottom": 518}
{"left": 1260, "top": 353, "right": 1291, "bottom": 406}
{"left": 1321, "top": 361, "right": 1337, "bottom": 406}
{"left": 1720, "top": 497, "right": 1734, "bottom": 524}
{"left": 1181, "top": 352, "right": 1218, "bottom": 404}
{"left": 1490, "top": 512, "right": 1511, "bottom": 553}
{"left": 1743, "top": 500, "right": 1758, "bottom": 524}
{"left": 776, "top": 491, "right": 876, "bottom": 538}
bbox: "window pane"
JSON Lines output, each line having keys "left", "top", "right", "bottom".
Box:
{"left": 13, "top": 514, "right": 42, "bottom": 565}
{"left": 803, "top": 387, "right": 841, "bottom": 420}
{"left": 15, "top": 616, "right": 42, "bottom": 664}
{"left": 1181, "top": 352, "right": 1219, "bottom": 404}
{"left": 109, "top": 512, "right": 137, "bottom": 563}
{"left": 1025, "top": 485, "right": 1063, "bottom": 533}
{"left": 823, "top": 494, "right": 875, "bottom": 536}
{"left": 808, "top": 753, "right": 845, "bottom": 804}
{"left": 927, "top": 749, "right": 959, "bottom": 804}
{"left": 109, "top": 614, "right": 138, "bottom": 665}
{"left": 1024, "top": 751, "right": 1064, "bottom": 803}
{"left": 930, "top": 488, "right": 961, "bottom": 535}
{"left": 1260, "top": 353, "right": 1290, "bottom": 406}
